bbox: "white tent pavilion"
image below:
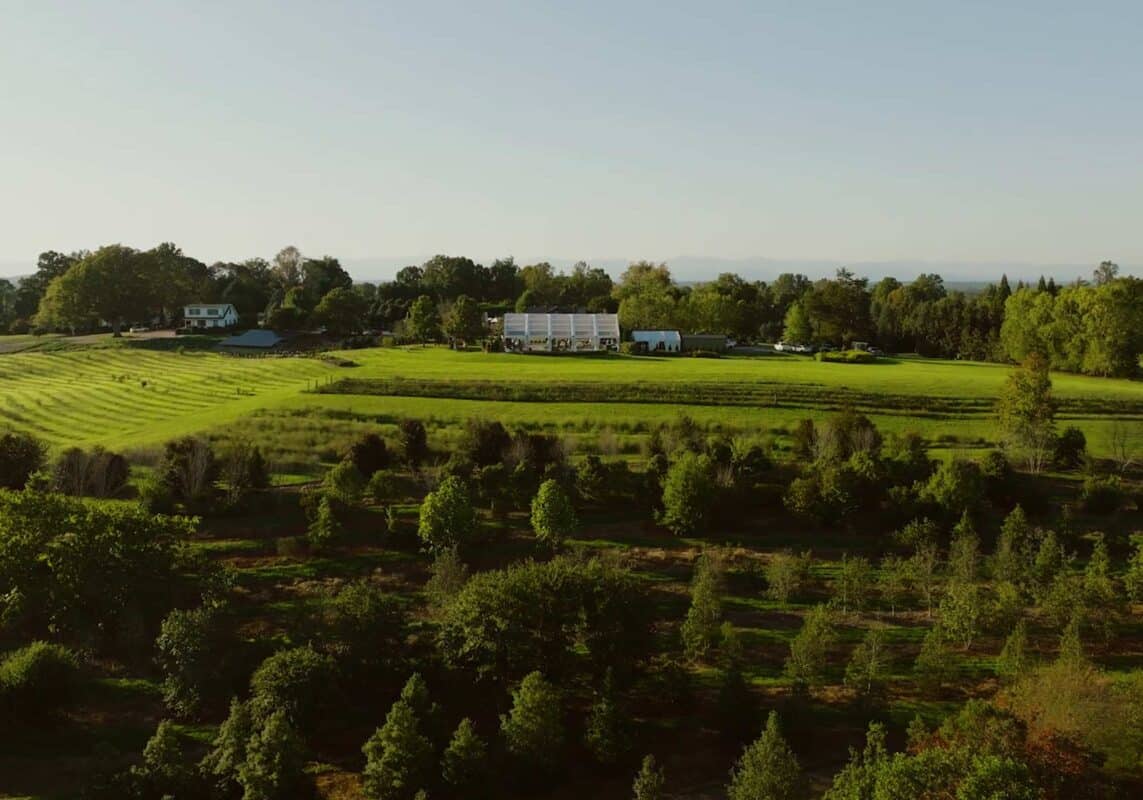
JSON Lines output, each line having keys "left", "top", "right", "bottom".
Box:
{"left": 502, "top": 313, "right": 620, "bottom": 353}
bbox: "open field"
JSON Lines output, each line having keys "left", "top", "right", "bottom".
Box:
{"left": 2, "top": 344, "right": 1141, "bottom": 465}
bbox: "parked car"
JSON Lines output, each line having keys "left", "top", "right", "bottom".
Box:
{"left": 818, "top": 343, "right": 837, "bottom": 352}
{"left": 129, "top": 326, "right": 151, "bottom": 333}
{"left": 867, "top": 346, "right": 884, "bottom": 356}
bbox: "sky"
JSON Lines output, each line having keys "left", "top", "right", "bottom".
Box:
{"left": 2, "top": 1, "right": 1141, "bottom": 280}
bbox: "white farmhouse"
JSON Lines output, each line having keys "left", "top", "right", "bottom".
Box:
{"left": 183, "top": 303, "right": 239, "bottom": 329}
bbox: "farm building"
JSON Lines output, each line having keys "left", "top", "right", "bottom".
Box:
{"left": 219, "top": 329, "right": 285, "bottom": 352}
{"left": 681, "top": 334, "right": 729, "bottom": 353}
{"left": 631, "top": 330, "right": 682, "bottom": 353}
{"left": 502, "top": 313, "right": 620, "bottom": 353}
{"left": 183, "top": 303, "right": 238, "bottom": 329}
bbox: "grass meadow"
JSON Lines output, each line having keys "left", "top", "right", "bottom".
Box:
{"left": 1, "top": 344, "right": 1141, "bottom": 478}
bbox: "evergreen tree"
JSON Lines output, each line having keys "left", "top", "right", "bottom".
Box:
{"left": 681, "top": 553, "right": 723, "bottom": 660}
{"left": 200, "top": 697, "right": 253, "bottom": 795}
{"left": 726, "top": 711, "right": 802, "bottom": 800}
{"left": 131, "top": 720, "right": 191, "bottom": 796}
{"left": 715, "top": 622, "right": 758, "bottom": 740}
{"left": 1031, "top": 530, "right": 1065, "bottom": 602}
{"left": 441, "top": 718, "right": 487, "bottom": 798}
{"left": 993, "top": 505, "right": 1030, "bottom": 586}
{"left": 995, "top": 620, "right": 1029, "bottom": 683}
{"left": 948, "top": 511, "right": 980, "bottom": 583}
{"left": 238, "top": 710, "right": 306, "bottom": 800}
{"left": 914, "top": 626, "right": 954, "bottom": 691}
{"left": 939, "top": 580, "right": 984, "bottom": 650}
{"left": 632, "top": 754, "right": 666, "bottom": 800}
{"left": 417, "top": 476, "right": 478, "bottom": 552}
{"left": 308, "top": 494, "right": 341, "bottom": 550}
{"left": 783, "top": 605, "right": 836, "bottom": 692}
{"left": 585, "top": 668, "right": 632, "bottom": 764}
{"left": 1126, "top": 540, "right": 1143, "bottom": 602}
{"left": 822, "top": 722, "right": 888, "bottom": 800}
{"left": 500, "top": 671, "right": 564, "bottom": 769}
{"left": 362, "top": 699, "right": 432, "bottom": 800}
{"left": 1058, "top": 613, "right": 1086, "bottom": 666}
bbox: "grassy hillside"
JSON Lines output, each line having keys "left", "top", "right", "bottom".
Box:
{"left": 1, "top": 345, "right": 1140, "bottom": 465}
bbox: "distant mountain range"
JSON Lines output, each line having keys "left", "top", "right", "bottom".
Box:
{"left": 1, "top": 255, "right": 1134, "bottom": 286}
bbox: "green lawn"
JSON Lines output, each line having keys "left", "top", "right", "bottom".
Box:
{"left": 1, "top": 345, "right": 1140, "bottom": 458}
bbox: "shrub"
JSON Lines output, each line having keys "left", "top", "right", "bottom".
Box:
{"left": 0, "top": 430, "right": 46, "bottom": 490}
{"left": 816, "top": 349, "right": 877, "bottom": 363}
{"left": 918, "top": 458, "right": 986, "bottom": 517}
{"left": 347, "top": 432, "right": 390, "bottom": 478}
{"left": 1081, "top": 475, "right": 1122, "bottom": 514}
{"left": 418, "top": 476, "right": 478, "bottom": 551}
{"left": 399, "top": 419, "right": 429, "bottom": 468}
{"left": 632, "top": 754, "right": 667, "bottom": 800}
{"left": 249, "top": 645, "right": 336, "bottom": 730}
{"left": 458, "top": 419, "right": 511, "bottom": 466}
{"left": 324, "top": 459, "right": 366, "bottom": 506}
{"left": 156, "top": 603, "right": 231, "bottom": 717}
{"left": 530, "top": 479, "right": 577, "bottom": 548}
{"left": 0, "top": 641, "right": 80, "bottom": 719}
{"left": 1053, "top": 427, "right": 1087, "bottom": 470}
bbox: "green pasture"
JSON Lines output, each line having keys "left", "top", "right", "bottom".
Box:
{"left": 1, "top": 345, "right": 1141, "bottom": 462}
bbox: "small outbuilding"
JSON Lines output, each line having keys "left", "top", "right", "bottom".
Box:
{"left": 681, "top": 334, "right": 729, "bottom": 353}
{"left": 502, "top": 313, "right": 620, "bottom": 353}
{"left": 220, "top": 329, "right": 285, "bottom": 352}
{"left": 631, "top": 330, "right": 682, "bottom": 353}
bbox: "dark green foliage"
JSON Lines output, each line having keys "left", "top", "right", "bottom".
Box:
{"left": 681, "top": 553, "right": 723, "bottom": 660}
{"left": 715, "top": 623, "right": 758, "bottom": 741}
{"left": 156, "top": 602, "right": 232, "bottom": 717}
{"left": 726, "top": 711, "right": 802, "bottom": 800}
{"left": 219, "top": 441, "right": 270, "bottom": 507}
{"left": 0, "top": 430, "right": 46, "bottom": 489}
{"left": 1080, "top": 475, "right": 1122, "bottom": 514}
{"left": 0, "top": 640, "right": 80, "bottom": 720}
{"left": 159, "top": 435, "right": 220, "bottom": 509}
{"left": 996, "top": 620, "right": 1029, "bottom": 683}
{"left": 425, "top": 546, "right": 469, "bottom": 608}
{"left": 399, "top": 419, "right": 429, "bottom": 468}
{"left": 347, "top": 432, "right": 391, "bottom": 478}
{"left": 918, "top": 458, "right": 986, "bottom": 517}
{"left": 324, "top": 459, "right": 366, "bottom": 506}
{"left": 362, "top": 698, "right": 432, "bottom": 800}
{"left": 784, "top": 605, "right": 836, "bottom": 692}
{"left": 1053, "top": 426, "right": 1087, "bottom": 470}
{"left": 321, "top": 580, "right": 408, "bottom": 682}
{"left": 0, "top": 490, "right": 194, "bottom": 650}
{"left": 441, "top": 718, "right": 487, "bottom": 797}
{"left": 457, "top": 419, "right": 510, "bottom": 467}
{"left": 418, "top": 476, "right": 477, "bottom": 551}
{"left": 914, "top": 627, "right": 955, "bottom": 690}
{"left": 52, "top": 445, "right": 130, "bottom": 498}
{"left": 659, "top": 451, "right": 718, "bottom": 535}
{"left": 249, "top": 645, "right": 336, "bottom": 730}
{"left": 501, "top": 671, "right": 564, "bottom": 769}
{"left": 127, "top": 720, "right": 196, "bottom": 798}
{"left": 200, "top": 697, "right": 253, "bottom": 796}
{"left": 437, "top": 556, "right": 647, "bottom": 683}
{"left": 585, "top": 668, "right": 632, "bottom": 765}
{"left": 238, "top": 710, "right": 307, "bottom": 800}
{"left": 993, "top": 505, "right": 1031, "bottom": 585}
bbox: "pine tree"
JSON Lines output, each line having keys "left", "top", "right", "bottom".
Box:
{"left": 783, "top": 604, "right": 836, "bottom": 692}
{"left": 993, "top": 505, "right": 1030, "bottom": 586}
{"left": 441, "top": 718, "right": 487, "bottom": 797}
{"left": 726, "top": 711, "right": 802, "bottom": 800}
{"left": 362, "top": 700, "right": 432, "bottom": 800}
{"left": 948, "top": 511, "right": 980, "bottom": 583}
{"left": 200, "top": 697, "right": 253, "bottom": 795}
{"left": 1058, "top": 613, "right": 1086, "bottom": 666}
{"left": 585, "top": 668, "right": 632, "bottom": 765}
{"left": 308, "top": 494, "right": 341, "bottom": 550}
{"left": 716, "top": 622, "right": 758, "bottom": 740}
{"left": 681, "top": 553, "right": 723, "bottom": 660}
{"left": 914, "top": 626, "right": 954, "bottom": 691}
{"left": 632, "top": 754, "right": 666, "bottom": 800}
{"left": 939, "top": 580, "right": 983, "bottom": 650}
{"left": 822, "top": 722, "right": 888, "bottom": 800}
{"left": 996, "top": 619, "right": 1029, "bottom": 683}
{"left": 238, "top": 710, "right": 306, "bottom": 800}
{"left": 500, "top": 671, "right": 564, "bottom": 769}
{"left": 1031, "top": 530, "right": 1065, "bottom": 601}
{"left": 132, "top": 720, "right": 191, "bottom": 795}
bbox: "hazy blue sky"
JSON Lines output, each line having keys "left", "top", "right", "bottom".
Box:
{"left": 2, "top": 1, "right": 1141, "bottom": 278}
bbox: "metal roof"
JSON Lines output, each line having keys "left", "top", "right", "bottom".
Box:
{"left": 220, "top": 329, "right": 283, "bottom": 348}
{"left": 502, "top": 313, "right": 620, "bottom": 339}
